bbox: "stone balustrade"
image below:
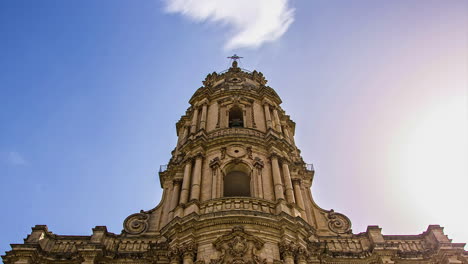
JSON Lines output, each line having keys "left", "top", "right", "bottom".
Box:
{"left": 208, "top": 127, "right": 265, "bottom": 140}
{"left": 199, "top": 197, "right": 276, "bottom": 215}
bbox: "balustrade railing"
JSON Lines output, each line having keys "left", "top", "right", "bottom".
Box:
{"left": 208, "top": 127, "right": 265, "bottom": 139}
{"left": 199, "top": 197, "right": 276, "bottom": 215}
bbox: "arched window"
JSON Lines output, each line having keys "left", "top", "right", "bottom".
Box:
{"left": 229, "top": 106, "right": 244, "bottom": 128}
{"left": 224, "top": 171, "right": 251, "bottom": 197}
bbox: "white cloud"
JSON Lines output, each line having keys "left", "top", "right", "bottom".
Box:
{"left": 5, "top": 151, "right": 27, "bottom": 166}
{"left": 164, "top": 0, "right": 295, "bottom": 50}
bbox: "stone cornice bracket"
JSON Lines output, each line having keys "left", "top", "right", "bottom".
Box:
{"left": 253, "top": 157, "right": 264, "bottom": 169}
{"left": 209, "top": 157, "right": 221, "bottom": 168}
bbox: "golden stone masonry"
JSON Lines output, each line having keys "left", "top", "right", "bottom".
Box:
{"left": 3, "top": 60, "right": 467, "bottom": 264}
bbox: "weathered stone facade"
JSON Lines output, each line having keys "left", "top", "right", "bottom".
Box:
{"left": 3, "top": 61, "right": 467, "bottom": 264}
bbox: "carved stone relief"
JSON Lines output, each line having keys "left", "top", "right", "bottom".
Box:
{"left": 211, "top": 226, "right": 266, "bottom": 264}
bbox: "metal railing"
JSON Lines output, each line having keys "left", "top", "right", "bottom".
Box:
{"left": 305, "top": 164, "right": 314, "bottom": 171}
{"left": 159, "top": 165, "right": 167, "bottom": 173}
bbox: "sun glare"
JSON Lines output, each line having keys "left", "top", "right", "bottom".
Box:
{"left": 389, "top": 96, "right": 468, "bottom": 218}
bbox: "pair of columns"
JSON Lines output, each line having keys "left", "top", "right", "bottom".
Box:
{"left": 270, "top": 155, "right": 305, "bottom": 209}
{"left": 264, "top": 104, "right": 292, "bottom": 140}
{"left": 168, "top": 154, "right": 204, "bottom": 217}
{"left": 270, "top": 155, "right": 294, "bottom": 203}
{"left": 190, "top": 104, "right": 208, "bottom": 134}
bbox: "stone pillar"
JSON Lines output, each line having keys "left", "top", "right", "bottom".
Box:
{"left": 283, "top": 125, "right": 291, "bottom": 142}
{"left": 161, "top": 183, "right": 173, "bottom": 225}
{"left": 190, "top": 154, "right": 203, "bottom": 201}
{"left": 292, "top": 179, "right": 305, "bottom": 210}
{"left": 169, "top": 247, "right": 181, "bottom": 264}
{"left": 179, "top": 161, "right": 192, "bottom": 204}
{"left": 281, "top": 162, "right": 295, "bottom": 204}
{"left": 190, "top": 107, "right": 199, "bottom": 134}
{"left": 210, "top": 158, "right": 220, "bottom": 199}
{"left": 264, "top": 103, "right": 272, "bottom": 129}
{"left": 199, "top": 103, "right": 208, "bottom": 130}
{"left": 272, "top": 108, "right": 283, "bottom": 133}
{"left": 254, "top": 158, "right": 264, "bottom": 199}
{"left": 168, "top": 179, "right": 182, "bottom": 219}
{"left": 181, "top": 243, "right": 197, "bottom": 264}
{"left": 183, "top": 125, "right": 189, "bottom": 140}
{"left": 271, "top": 155, "right": 285, "bottom": 200}
{"left": 279, "top": 242, "right": 296, "bottom": 264}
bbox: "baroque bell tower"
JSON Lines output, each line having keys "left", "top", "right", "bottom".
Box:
{"left": 134, "top": 58, "right": 340, "bottom": 237}
{"left": 3, "top": 59, "right": 466, "bottom": 264}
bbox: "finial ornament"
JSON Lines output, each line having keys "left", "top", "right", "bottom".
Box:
{"left": 227, "top": 54, "right": 243, "bottom": 68}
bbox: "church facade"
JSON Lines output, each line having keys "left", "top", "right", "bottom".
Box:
{"left": 3, "top": 61, "right": 467, "bottom": 264}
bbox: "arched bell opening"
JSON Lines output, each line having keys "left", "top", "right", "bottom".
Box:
{"left": 229, "top": 106, "right": 244, "bottom": 128}
{"left": 222, "top": 162, "right": 252, "bottom": 197}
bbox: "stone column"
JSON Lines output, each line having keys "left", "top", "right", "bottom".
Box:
{"left": 168, "top": 247, "right": 181, "bottom": 264}
{"left": 183, "top": 125, "right": 189, "bottom": 140}
{"left": 254, "top": 158, "right": 264, "bottom": 199}
{"left": 279, "top": 242, "right": 296, "bottom": 264}
{"left": 168, "top": 179, "right": 182, "bottom": 219}
{"left": 190, "top": 154, "right": 203, "bottom": 201}
{"left": 272, "top": 108, "right": 283, "bottom": 133}
{"left": 190, "top": 107, "right": 199, "bottom": 134}
{"left": 283, "top": 125, "right": 292, "bottom": 142}
{"left": 181, "top": 242, "right": 197, "bottom": 264}
{"left": 281, "top": 162, "right": 295, "bottom": 204}
{"left": 292, "top": 179, "right": 305, "bottom": 210}
{"left": 264, "top": 103, "right": 272, "bottom": 129}
{"left": 271, "top": 155, "right": 285, "bottom": 200}
{"left": 179, "top": 161, "right": 192, "bottom": 204}
{"left": 199, "top": 103, "right": 208, "bottom": 130}
{"left": 210, "top": 158, "right": 220, "bottom": 199}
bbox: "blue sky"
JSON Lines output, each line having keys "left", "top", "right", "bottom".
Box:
{"left": 1, "top": 0, "right": 467, "bottom": 255}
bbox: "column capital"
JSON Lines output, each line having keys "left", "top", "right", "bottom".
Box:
{"left": 173, "top": 178, "right": 183, "bottom": 185}
{"left": 291, "top": 178, "right": 302, "bottom": 185}
{"left": 269, "top": 152, "right": 282, "bottom": 160}
{"left": 194, "top": 152, "right": 205, "bottom": 159}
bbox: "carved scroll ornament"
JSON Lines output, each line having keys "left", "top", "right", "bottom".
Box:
{"left": 123, "top": 212, "right": 149, "bottom": 235}
{"left": 327, "top": 209, "right": 352, "bottom": 234}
